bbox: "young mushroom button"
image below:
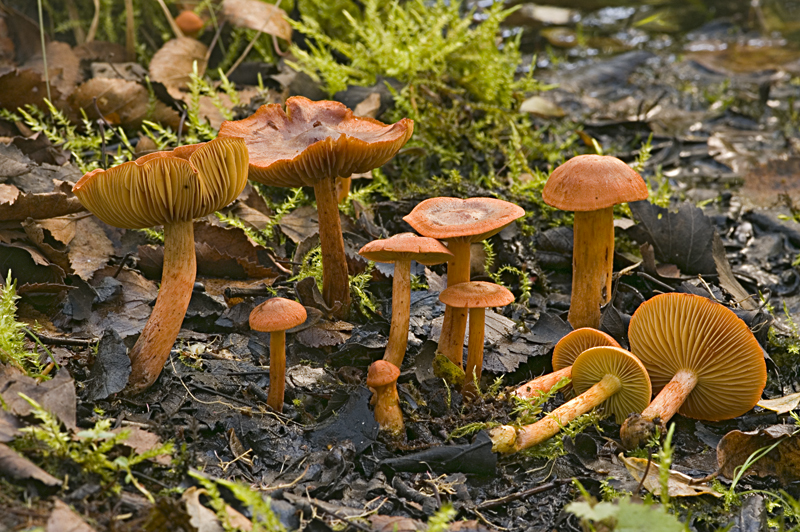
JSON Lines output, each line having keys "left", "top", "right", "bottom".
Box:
{"left": 403, "top": 197, "right": 524, "bottom": 367}
{"left": 219, "top": 97, "right": 414, "bottom": 318}
{"left": 620, "top": 293, "right": 767, "bottom": 449}
{"left": 542, "top": 155, "right": 648, "bottom": 330}
{"left": 366, "top": 360, "right": 404, "bottom": 437}
{"left": 438, "top": 281, "right": 514, "bottom": 398}
{"left": 249, "top": 298, "right": 308, "bottom": 413}
{"left": 358, "top": 233, "right": 453, "bottom": 368}
{"left": 72, "top": 137, "right": 249, "bottom": 394}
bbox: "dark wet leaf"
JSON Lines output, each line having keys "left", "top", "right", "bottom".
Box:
{"left": 379, "top": 431, "right": 496, "bottom": 476}
{"left": 0, "top": 184, "right": 84, "bottom": 221}
{"left": 86, "top": 329, "right": 130, "bottom": 401}
{"left": 0, "top": 367, "right": 76, "bottom": 431}
{"left": 711, "top": 232, "right": 756, "bottom": 310}
{"left": 310, "top": 387, "right": 378, "bottom": 454}
{"left": 0, "top": 242, "right": 66, "bottom": 287}
{"left": 11, "top": 132, "right": 70, "bottom": 166}
{"left": 717, "top": 425, "right": 800, "bottom": 484}
{"left": 46, "top": 499, "right": 97, "bottom": 532}
{"left": 0, "top": 442, "right": 60, "bottom": 486}
{"left": 296, "top": 320, "right": 353, "bottom": 348}
{"left": 0, "top": 68, "right": 62, "bottom": 111}
{"left": 85, "top": 266, "right": 158, "bottom": 340}
{"left": 0, "top": 409, "right": 20, "bottom": 442}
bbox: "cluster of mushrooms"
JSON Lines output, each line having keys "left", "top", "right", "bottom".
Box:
{"left": 72, "top": 96, "right": 768, "bottom": 456}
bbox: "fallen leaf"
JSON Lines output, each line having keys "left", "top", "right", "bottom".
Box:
{"left": 0, "top": 442, "right": 60, "bottom": 486}
{"left": 70, "top": 78, "right": 180, "bottom": 129}
{"left": 0, "top": 369, "right": 77, "bottom": 431}
{"left": 370, "top": 515, "right": 424, "bottom": 532}
{"left": 113, "top": 426, "right": 171, "bottom": 466}
{"left": 717, "top": 425, "right": 800, "bottom": 484}
{"left": 149, "top": 37, "right": 208, "bottom": 90}
{"left": 0, "top": 242, "right": 67, "bottom": 287}
{"left": 46, "top": 499, "right": 96, "bottom": 532}
{"left": 222, "top": 0, "right": 292, "bottom": 41}
{"left": 23, "top": 41, "right": 82, "bottom": 98}
{"left": 73, "top": 41, "right": 128, "bottom": 63}
{"left": 520, "top": 95, "right": 565, "bottom": 118}
{"left": 0, "top": 409, "right": 21, "bottom": 442}
{"left": 0, "top": 184, "right": 84, "bottom": 221}
{"left": 11, "top": 132, "right": 70, "bottom": 166}
{"left": 183, "top": 487, "right": 224, "bottom": 532}
{"left": 619, "top": 453, "right": 720, "bottom": 497}
{"left": 353, "top": 92, "right": 381, "bottom": 118}
{"left": 0, "top": 68, "right": 63, "bottom": 111}
{"left": 85, "top": 328, "right": 130, "bottom": 401}
{"left": 296, "top": 320, "right": 353, "bottom": 347}
{"left": 280, "top": 204, "right": 319, "bottom": 243}
{"left": 86, "top": 266, "right": 158, "bottom": 340}
{"left": 687, "top": 43, "right": 800, "bottom": 76}
{"left": 758, "top": 392, "right": 800, "bottom": 414}
{"left": 68, "top": 217, "right": 115, "bottom": 281}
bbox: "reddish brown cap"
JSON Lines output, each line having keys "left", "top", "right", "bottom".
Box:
{"left": 542, "top": 155, "right": 648, "bottom": 211}
{"left": 175, "top": 11, "right": 204, "bottom": 35}
{"left": 571, "top": 346, "right": 652, "bottom": 423}
{"left": 552, "top": 328, "right": 620, "bottom": 371}
{"left": 73, "top": 137, "right": 248, "bottom": 229}
{"left": 249, "top": 297, "right": 307, "bottom": 332}
{"left": 628, "top": 292, "right": 766, "bottom": 421}
{"left": 358, "top": 233, "right": 453, "bottom": 265}
{"left": 367, "top": 360, "right": 400, "bottom": 388}
{"left": 403, "top": 197, "right": 525, "bottom": 242}
{"left": 218, "top": 96, "right": 413, "bottom": 187}
{"left": 438, "top": 281, "right": 514, "bottom": 309}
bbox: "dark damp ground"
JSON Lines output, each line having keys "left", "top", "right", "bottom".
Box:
{"left": 3, "top": 1, "right": 800, "bottom": 531}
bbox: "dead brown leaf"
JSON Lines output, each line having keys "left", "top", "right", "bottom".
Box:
{"left": 0, "top": 368, "right": 77, "bottom": 431}
{"left": 0, "top": 68, "right": 63, "bottom": 111}
{"left": 46, "top": 499, "right": 97, "bottom": 532}
{"left": 0, "top": 184, "right": 85, "bottom": 221}
{"left": 86, "top": 266, "right": 158, "bottom": 340}
{"left": 149, "top": 37, "right": 208, "bottom": 90}
{"left": 221, "top": 0, "right": 292, "bottom": 41}
{"left": 717, "top": 425, "right": 800, "bottom": 484}
{"left": 112, "top": 426, "right": 171, "bottom": 466}
{"left": 70, "top": 78, "right": 180, "bottom": 129}
{"left": 296, "top": 320, "right": 353, "bottom": 348}
{"left": 280, "top": 204, "right": 319, "bottom": 243}
{"left": 0, "top": 442, "right": 60, "bottom": 486}
{"left": 687, "top": 43, "right": 800, "bottom": 76}
{"left": 183, "top": 487, "right": 224, "bottom": 532}
{"left": 0, "top": 409, "right": 21, "bottom": 442}
{"left": 0, "top": 241, "right": 66, "bottom": 286}
{"left": 370, "top": 515, "right": 424, "bottom": 532}
{"left": 620, "top": 453, "right": 720, "bottom": 497}
{"left": 23, "top": 41, "right": 82, "bottom": 98}
{"left": 758, "top": 392, "right": 800, "bottom": 414}
{"left": 68, "top": 217, "right": 114, "bottom": 281}
{"left": 353, "top": 93, "right": 381, "bottom": 118}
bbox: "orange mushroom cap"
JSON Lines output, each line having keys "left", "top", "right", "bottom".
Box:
{"left": 553, "top": 328, "right": 621, "bottom": 371}
{"left": 175, "top": 10, "right": 204, "bottom": 35}
{"left": 403, "top": 197, "right": 525, "bottom": 242}
{"left": 367, "top": 360, "right": 401, "bottom": 388}
{"left": 358, "top": 233, "right": 453, "bottom": 265}
{"left": 218, "top": 96, "right": 413, "bottom": 187}
{"left": 438, "top": 281, "right": 514, "bottom": 309}
{"left": 249, "top": 297, "right": 307, "bottom": 332}
{"left": 628, "top": 292, "right": 767, "bottom": 421}
{"left": 542, "top": 155, "right": 648, "bottom": 212}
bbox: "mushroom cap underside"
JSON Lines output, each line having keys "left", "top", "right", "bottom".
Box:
{"left": 552, "top": 328, "right": 621, "bottom": 371}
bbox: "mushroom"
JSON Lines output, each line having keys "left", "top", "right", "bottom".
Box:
{"left": 438, "top": 281, "right": 514, "bottom": 398}
{"left": 514, "top": 328, "right": 620, "bottom": 399}
{"left": 366, "top": 360, "right": 404, "bottom": 436}
{"left": 542, "top": 155, "right": 648, "bottom": 329}
{"left": 358, "top": 233, "right": 453, "bottom": 368}
{"left": 73, "top": 137, "right": 248, "bottom": 393}
{"left": 249, "top": 297, "right": 308, "bottom": 412}
{"left": 491, "top": 346, "right": 651, "bottom": 454}
{"left": 175, "top": 11, "right": 204, "bottom": 38}
{"left": 219, "top": 97, "right": 413, "bottom": 318}
{"left": 403, "top": 197, "right": 525, "bottom": 367}
{"left": 620, "top": 292, "right": 767, "bottom": 449}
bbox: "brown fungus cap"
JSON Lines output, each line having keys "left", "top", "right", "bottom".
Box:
{"left": 175, "top": 10, "right": 204, "bottom": 35}
{"left": 628, "top": 293, "right": 766, "bottom": 421}
{"left": 367, "top": 360, "right": 401, "bottom": 388}
{"left": 358, "top": 233, "right": 453, "bottom": 265}
{"left": 552, "top": 328, "right": 621, "bottom": 371}
{"left": 438, "top": 281, "right": 514, "bottom": 309}
{"left": 403, "top": 197, "right": 525, "bottom": 242}
{"left": 249, "top": 297, "right": 307, "bottom": 333}
{"left": 73, "top": 137, "right": 248, "bottom": 229}
{"left": 542, "top": 155, "right": 648, "bottom": 212}
{"left": 218, "top": 96, "right": 413, "bottom": 187}
{"left": 571, "top": 346, "right": 652, "bottom": 423}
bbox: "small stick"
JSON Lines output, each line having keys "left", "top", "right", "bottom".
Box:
{"left": 114, "top": 252, "right": 135, "bottom": 278}
{"left": 23, "top": 330, "right": 96, "bottom": 347}
{"left": 475, "top": 479, "right": 568, "bottom": 510}
{"left": 224, "top": 285, "right": 275, "bottom": 299}
{"left": 155, "top": 0, "right": 184, "bottom": 38}
{"left": 636, "top": 446, "right": 653, "bottom": 493}
{"left": 87, "top": 0, "right": 100, "bottom": 42}
{"left": 189, "top": 382, "right": 254, "bottom": 407}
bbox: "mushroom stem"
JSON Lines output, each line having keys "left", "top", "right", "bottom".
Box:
{"left": 438, "top": 239, "right": 471, "bottom": 366}
{"left": 463, "top": 307, "right": 486, "bottom": 399}
{"left": 127, "top": 220, "right": 196, "bottom": 394}
{"left": 313, "top": 178, "right": 351, "bottom": 317}
{"left": 337, "top": 177, "right": 351, "bottom": 203}
{"left": 384, "top": 260, "right": 411, "bottom": 367}
{"left": 373, "top": 383, "right": 404, "bottom": 436}
{"left": 569, "top": 207, "right": 614, "bottom": 329}
{"left": 268, "top": 330, "right": 287, "bottom": 412}
{"left": 492, "top": 373, "right": 621, "bottom": 454}
{"left": 514, "top": 366, "right": 573, "bottom": 399}
{"left": 642, "top": 369, "right": 698, "bottom": 425}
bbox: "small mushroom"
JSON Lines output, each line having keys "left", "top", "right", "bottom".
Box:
{"left": 491, "top": 346, "right": 651, "bottom": 454}
{"left": 219, "top": 97, "right": 413, "bottom": 317}
{"left": 404, "top": 197, "right": 524, "bottom": 367}
{"left": 73, "top": 137, "right": 248, "bottom": 393}
{"left": 514, "top": 328, "right": 620, "bottom": 399}
{"left": 620, "top": 293, "right": 767, "bottom": 449}
{"left": 359, "top": 233, "right": 452, "bottom": 368}
{"left": 366, "top": 360, "right": 403, "bottom": 436}
{"left": 175, "top": 11, "right": 204, "bottom": 38}
{"left": 249, "top": 298, "right": 307, "bottom": 412}
{"left": 438, "top": 281, "right": 514, "bottom": 398}
{"left": 542, "top": 155, "right": 648, "bottom": 329}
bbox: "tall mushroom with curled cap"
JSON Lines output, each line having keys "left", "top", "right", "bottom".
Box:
{"left": 73, "top": 137, "right": 249, "bottom": 393}
{"left": 543, "top": 155, "right": 648, "bottom": 329}
{"left": 491, "top": 346, "right": 651, "bottom": 454}
{"left": 219, "top": 97, "right": 413, "bottom": 317}
{"left": 403, "top": 197, "right": 525, "bottom": 367}
{"left": 358, "top": 233, "right": 452, "bottom": 368}
{"left": 620, "top": 293, "right": 767, "bottom": 449}
{"left": 514, "top": 328, "right": 620, "bottom": 399}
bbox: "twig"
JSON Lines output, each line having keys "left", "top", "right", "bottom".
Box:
{"left": 155, "top": 0, "right": 184, "bottom": 39}
{"left": 475, "top": 479, "right": 568, "bottom": 510}
{"left": 23, "top": 329, "right": 96, "bottom": 347}
{"left": 224, "top": 0, "right": 284, "bottom": 79}
{"left": 114, "top": 253, "right": 135, "bottom": 278}
{"left": 636, "top": 446, "right": 653, "bottom": 493}
{"left": 224, "top": 285, "right": 275, "bottom": 299}
{"left": 87, "top": 0, "right": 100, "bottom": 42}
{"left": 124, "top": 0, "right": 136, "bottom": 61}
{"left": 63, "top": 0, "right": 85, "bottom": 44}
{"left": 205, "top": 21, "right": 226, "bottom": 63}
{"left": 189, "top": 382, "right": 254, "bottom": 407}
{"left": 36, "top": 0, "right": 51, "bottom": 103}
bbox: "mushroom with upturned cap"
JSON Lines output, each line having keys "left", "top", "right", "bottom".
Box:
{"left": 620, "top": 293, "right": 767, "bottom": 449}
{"left": 438, "top": 281, "right": 514, "bottom": 398}
{"left": 543, "top": 155, "right": 648, "bottom": 329}
{"left": 366, "top": 360, "right": 404, "bottom": 437}
{"left": 491, "top": 346, "right": 651, "bottom": 454}
{"left": 404, "top": 197, "right": 524, "bottom": 367}
{"left": 249, "top": 297, "right": 307, "bottom": 412}
{"left": 514, "top": 328, "right": 620, "bottom": 399}
{"left": 359, "top": 233, "right": 452, "bottom": 368}
{"left": 73, "top": 137, "right": 248, "bottom": 393}
{"left": 219, "top": 97, "right": 413, "bottom": 317}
